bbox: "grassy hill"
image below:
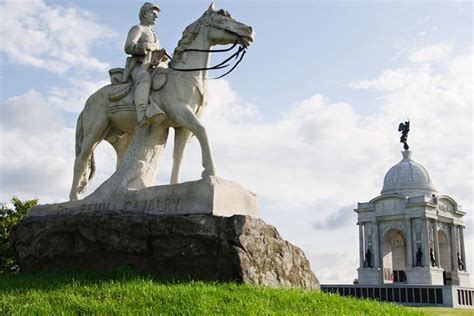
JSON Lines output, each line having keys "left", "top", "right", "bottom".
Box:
{"left": 0, "top": 269, "right": 427, "bottom": 315}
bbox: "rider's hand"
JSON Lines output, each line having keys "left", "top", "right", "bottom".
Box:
{"left": 143, "top": 42, "right": 157, "bottom": 52}
{"left": 160, "top": 48, "right": 168, "bottom": 61}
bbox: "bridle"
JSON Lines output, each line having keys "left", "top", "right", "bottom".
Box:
{"left": 164, "top": 31, "right": 248, "bottom": 80}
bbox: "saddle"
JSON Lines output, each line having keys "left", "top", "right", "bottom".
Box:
{"left": 106, "top": 67, "right": 168, "bottom": 115}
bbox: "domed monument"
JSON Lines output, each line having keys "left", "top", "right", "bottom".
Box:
{"left": 355, "top": 122, "right": 470, "bottom": 286}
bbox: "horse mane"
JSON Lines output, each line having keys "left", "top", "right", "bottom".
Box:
{"left": 172, "top": 11, "right": 209, "bottom": 63}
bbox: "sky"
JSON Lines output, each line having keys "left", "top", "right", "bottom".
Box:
{"left": 0, "top": 0, "right": 472, "bottom": 284}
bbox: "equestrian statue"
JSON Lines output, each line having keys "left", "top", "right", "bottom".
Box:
{"left": 69, "top": 3, "right": 254, "bottom": 200}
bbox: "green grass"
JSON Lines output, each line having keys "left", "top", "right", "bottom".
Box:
{"left": 0, "top": 269, "right": 425, "bottom": 315}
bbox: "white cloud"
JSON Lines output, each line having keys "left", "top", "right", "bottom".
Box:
{"left": 313, "top": 205, "right": 357, "bottom": 230}
{"left": 0, "top": 0, "right": 115, "bottom": 74}
{"left": 309, "top": 251, "right": 359, "bottom": 284}
{"left": 47, "top": 77, "right": 110, "bottom": 113}
{"left": 349, "top": 65, "right": 438, "bottom": 91}
{"left": 416, "top": 16, "right": 430, "bottom": 25}
{"left": 206, "top": 80, "right": 260, "bottom": 122}
{"left": 0, "top": 90, "right": 74, "bottom": 202}
{"left": 409, "top": 43, "right": 453, "bottom": 63}
{"left": 0, "top": 90, "right": 115, "bottom": 203}
{"left": 0, "top": 90, "right": 64, "bottom": 133}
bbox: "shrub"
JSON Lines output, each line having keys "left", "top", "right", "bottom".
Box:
{"left": 0, "top": 196, "right": 38, "bottom": 274}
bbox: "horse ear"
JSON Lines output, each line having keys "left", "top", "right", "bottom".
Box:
{"left": 208, "top": 2, "right": 215, "bottom": 12}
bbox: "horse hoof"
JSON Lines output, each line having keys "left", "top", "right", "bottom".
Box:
{"left": 201, "top": 169, "right": 216, "bottom": 178}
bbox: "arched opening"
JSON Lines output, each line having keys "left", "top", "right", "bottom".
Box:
{"left": 438, "top": 230, "right": 451, "bottom": 271}
{"left": 382, "top": 229, "right": 406, "bottom": 283}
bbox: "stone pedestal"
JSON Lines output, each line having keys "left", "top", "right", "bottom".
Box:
{"left": 405, "top": 267, "right": 444, "bottom": 285}
{"left": 451, "top": 271, "right": 471, "bottom": 287}
{"left": 29, "top": 176, "right": 259, "bottom": 218}
{"left": 357, "top": 267, "right": 382, "bottom": 285}
{"left": 11, "top": 213, "right": 319, "bottom": 289}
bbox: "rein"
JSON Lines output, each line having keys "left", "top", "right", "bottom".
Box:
{"left": 164, "top": 38, "right": 247, "bottom": 79}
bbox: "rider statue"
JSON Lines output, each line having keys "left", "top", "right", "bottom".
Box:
{"left": 124, "top": 2, "right": 167, "bottom": 126}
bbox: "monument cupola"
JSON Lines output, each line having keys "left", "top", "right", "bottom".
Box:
{"left": 381, "top": 150, "right": 438, "bottom": 197}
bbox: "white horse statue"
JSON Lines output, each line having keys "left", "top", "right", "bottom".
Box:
{"left": 69, "top": 4, "right": 254, "bottom": 200}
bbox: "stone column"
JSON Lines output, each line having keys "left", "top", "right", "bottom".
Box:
{"left": 406, "top": 219, "right": 413, "bottom": 268}
{"left": 460, "top": 226, "right": 466, "bottom": 271}
{"left": 359, "top": 223, "right": 364, "bottom": 268}
{"left": 450, "top": 224, "right": 458, "bottom": 271}
{"left": 412, "top": 222, "right": 419, "bottom": 267}
{"left": 425, "top": 221, "right": 432, "bottom": 267}
{"left": 373, "top": 222, "right": 380, "bottom": 269}
{"left": 433, "top": 220, "right": 440, "bottom": 268}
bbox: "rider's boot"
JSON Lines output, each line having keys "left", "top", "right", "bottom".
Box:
{"left": 136, "top": 103, "right": 149, "bottom": 126}
{"left": 146, "top": 99, "right": 164, "bottom": 118}
{"left": 135, "top": 73, "right": 152, "bottom": 127}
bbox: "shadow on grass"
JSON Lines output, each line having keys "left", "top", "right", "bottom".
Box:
{"left": 0, "top": 266, "right": 221, "bottom": 292}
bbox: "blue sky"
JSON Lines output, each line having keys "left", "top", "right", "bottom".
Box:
{"left": 0, "top": 0, "right": 472, "bottom": 283}
{"left": 3, "top": 1, "right": 471, "bottom": 117}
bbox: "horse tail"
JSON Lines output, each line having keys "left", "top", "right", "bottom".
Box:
{"left": 74, "top": 111, "right": 96, "bottom": 194}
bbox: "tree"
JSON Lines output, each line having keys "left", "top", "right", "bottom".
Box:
{"left": 0, "top": 196, "right": 38, "bottom": 273}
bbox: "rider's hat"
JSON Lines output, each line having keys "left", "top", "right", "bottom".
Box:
{"left": 141, "top": 2, "right": 161, "bottom": 12}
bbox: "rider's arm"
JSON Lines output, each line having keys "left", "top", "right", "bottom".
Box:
{"left": 124, "top": 25, "right": 146, "bottom": 55}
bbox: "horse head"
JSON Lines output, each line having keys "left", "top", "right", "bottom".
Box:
{"left": 172, "top": 4, "right": 255, "bottom": 65}
{"left": 205, "top": 3, "right": 255, "bottom": 47}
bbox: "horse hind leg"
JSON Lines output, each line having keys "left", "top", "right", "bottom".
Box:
{"left": 69, "top": 139, "right": 102, "bottom": 200}
{"left": 69, "top": 117, "right": 110, "bottom": 201}
{"left": 170, "top": 127, "right": 193, "bottom": 184}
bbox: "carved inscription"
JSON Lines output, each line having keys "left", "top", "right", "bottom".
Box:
{"left": 123, "top": 197, "right": 181, "bottom": 214}
{"left": 80, "top": 203, "right": 116, "bottom": 212}
{"left": 56, "top": 197, "right": 182, "bottom": 214}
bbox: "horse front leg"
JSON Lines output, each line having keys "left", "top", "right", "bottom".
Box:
{"left": 198, "top": 129, "right": 216, "bottom": 178}
{"left": 168, "top": 104, "right": 216, "bottom": 178}
{"left": 170, "top": 127, "right": 193, "bottom": 184}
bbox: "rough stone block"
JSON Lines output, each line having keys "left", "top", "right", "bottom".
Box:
{"left": 11, "top": 213, "right": 319, "bottom": 289}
